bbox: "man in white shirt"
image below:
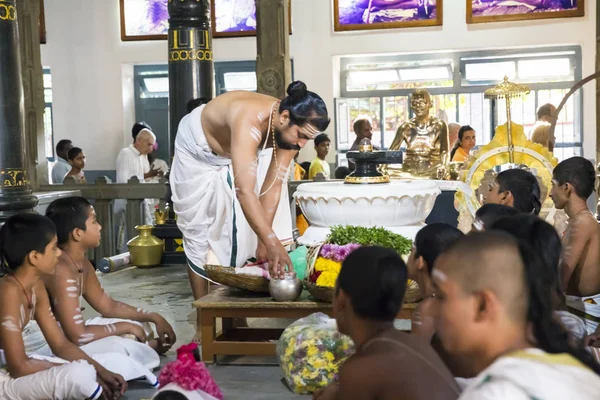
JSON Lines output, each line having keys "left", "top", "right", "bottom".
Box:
{"left": 51, "top": 139, "right": 73, "bottom": 183}
{"left": 116, "top": 129, "right": 159, "bottom": 184}
{"left": 115, "top": 127, "right": 161, "bottom": 251}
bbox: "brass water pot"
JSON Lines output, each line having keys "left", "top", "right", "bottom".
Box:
{"left": 127, "top": 225, "right": 164, "bottom": 267}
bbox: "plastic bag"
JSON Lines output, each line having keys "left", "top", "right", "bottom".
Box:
{"left": 289, "top": 246, "right": 308, "bottom": 280}
{"left": 277, "top": 313, "right": 354, "bottom": 394}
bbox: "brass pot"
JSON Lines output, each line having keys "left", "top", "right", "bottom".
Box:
{"left": 127, "top": 225, "right": 164, "bottom": 267}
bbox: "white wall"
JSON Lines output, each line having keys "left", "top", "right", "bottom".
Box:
{"left": 41, "top": 0, "right": 597, "bottom": 170}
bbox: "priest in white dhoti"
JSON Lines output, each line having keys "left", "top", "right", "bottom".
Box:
{"left": 114, "top": 128, "right": 162, "bottom": 252}
{"left": 170, "top": 82, "right": 330, "bottom": 336}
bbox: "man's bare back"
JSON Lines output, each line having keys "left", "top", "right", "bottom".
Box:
{"left": 562, "top": 211, "right": 600, "bottom": 296}
{"left": 201, "top": 91, "right": 279, "bottom": 158}
{"left": 337, "top": 330, "right": 459, "bottom": 400}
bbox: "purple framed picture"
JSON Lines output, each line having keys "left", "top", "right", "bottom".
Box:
{"left": 467, "top": 0, "right": 584, "bottom": 24}
{"left": 334, "top": 0, "right": 443, "bottom": 32}
{"left": 211, "top": 0, "right": 291, "bottom": 38}
{"left": 120, "top": 0, "right": 168, "bottom": 41}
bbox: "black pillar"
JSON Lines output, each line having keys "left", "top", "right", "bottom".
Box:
{"left": 167, "top": 0, "right": 214, "bottom": 160}
{"left": 0, "top": 0, "right": 38, "bottom": 220}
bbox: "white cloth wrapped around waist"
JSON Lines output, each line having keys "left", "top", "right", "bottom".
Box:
{"left": 566, "top": 293, "right": 600, "bottom": 335}
{"left": 20, "top": 319, "right": 159, "bottom": 385}
{"left": 0, "top": 360, "right": 102, "bottom": 400}
{"left": 170, "top": 104, "right": 293, "bottom": 275}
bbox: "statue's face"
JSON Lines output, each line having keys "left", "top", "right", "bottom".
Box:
{"left": 411, "top": 92, "right": 431, "bottom": 118}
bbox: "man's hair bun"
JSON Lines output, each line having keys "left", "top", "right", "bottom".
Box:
{"left": 286, "top": 81, "right": 308, "bottom": 98}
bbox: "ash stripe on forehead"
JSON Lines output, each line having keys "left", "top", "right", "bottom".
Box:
{"left": 302, "top": 124, "right": 321, "bottom": 139}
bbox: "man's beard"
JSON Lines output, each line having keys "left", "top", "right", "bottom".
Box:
{"left": 275, "top": 130, "right": 301, "bottom": 151}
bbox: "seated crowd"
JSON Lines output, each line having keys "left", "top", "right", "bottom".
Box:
{"left": 2, "top": 156, "right": 600, "bottom": 399}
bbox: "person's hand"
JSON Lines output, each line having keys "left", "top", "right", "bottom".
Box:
{"left": 97, "top": 368, "right": 127, "bottom": 399}
{"left": 149, "top": 168, "right": 160, "bottom": 178}
{"left": 123, "top": 322, "right": 147, "bottom": 343}
{"left": 256, "top": 242, "right": 267, "bottom": 263}
{"left": 585, "top": 332, "right": 600, "bottom": 347}
{"left": 266, "top": 241, "right": 292, "bottom": 280}
{"left": 153, "top": 314, "right": 176, "bottom": 350}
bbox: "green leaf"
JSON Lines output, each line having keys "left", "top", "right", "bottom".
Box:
{"left": 326, "top": 225, "right": 412, "bottom": 255}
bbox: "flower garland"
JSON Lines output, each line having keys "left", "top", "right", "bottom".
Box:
{"left": 158, "top": 343, "right": 224, "bottom": 400}
{"left": 310, "top": 243, "right": 359, "bottom": 288}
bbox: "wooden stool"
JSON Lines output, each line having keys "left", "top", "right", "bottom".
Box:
{"left": 193, "top": 287, "right": 416, "bottom": 364}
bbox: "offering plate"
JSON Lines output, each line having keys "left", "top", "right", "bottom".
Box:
{"left": 294, "top": 180, "right": 440, "bottom": 245}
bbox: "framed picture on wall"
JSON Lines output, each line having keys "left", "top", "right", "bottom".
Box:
{"left": 211, "top": 0, "right": 292, "bottom": 38}
{"left": 467, "top": 0, "right": 584, "bottom": 24}
{"left": 334, "top": 0, "right": 443, "bottom": 32}
{"left": 120, "top": 0, "right": 168, "bottom": 41}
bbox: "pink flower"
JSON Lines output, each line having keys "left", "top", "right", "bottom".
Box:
{"left": 159, "top": 343, "right": 224, "bottom": 400}
{"left": 320, "top": 243, "right": 361, "bottom": 262}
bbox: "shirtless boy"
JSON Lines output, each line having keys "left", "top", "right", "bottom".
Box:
{"left": 0, "top": 214, "right": 125, "bottom": 400}
{"left": 550, "top": 157, "right": 600, "bottom": 333}
{"left": 44, "top": 197, "right": 176, "bottom": 354}
{"left": 314, "top": 246, "right": 460, "bottom": 400}
{"left": 433, "top": 232, "right": 600, "bottom": 399}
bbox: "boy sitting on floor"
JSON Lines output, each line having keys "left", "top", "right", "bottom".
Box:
{"left": 0, "top": 213, "right": 125, "bottom": 400}
{"left": 44, "top": 196, "right": 176, "bottom": 354}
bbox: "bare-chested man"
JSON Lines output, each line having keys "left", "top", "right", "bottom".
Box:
{"left": 170, "top": 81, "right": 329, "bottom": 333}
{"left": 314, "top": 246, "right": 459, "bottom": 400}
{"left": 550, "top": 157, "right": 600, "bottom": 334}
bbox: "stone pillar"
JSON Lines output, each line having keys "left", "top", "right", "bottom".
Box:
{"left": 0, "top": 0, "right": 38, "bottom": 219}
{"left": 167, "top": 0, "right": 213, "bottom": 159}
{"left": 256, "top": 0, "right": 292, "bottom": 98}
{"left": 16, "top": 0, "right": 47, "bottom": 189}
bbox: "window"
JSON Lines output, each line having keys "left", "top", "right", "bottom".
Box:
{"left": 336, "top": 47, "right": 582, "bottom": 160}
{"left": 43, "top": 68, "right": 54, "bottom": 161}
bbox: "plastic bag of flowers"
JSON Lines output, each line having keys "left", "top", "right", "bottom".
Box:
{"left": 277, "top": 312, "right": 354, "bottom": 394}
{"left": 152, "top": 343, "right": 223, "bottom": 400}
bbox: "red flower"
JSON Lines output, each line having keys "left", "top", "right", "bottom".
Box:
{"left": 177, "top": 343, "right": 198, "bottom": 363}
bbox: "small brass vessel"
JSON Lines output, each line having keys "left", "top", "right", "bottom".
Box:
{"left": 127, "top": 225, "right": 164, "bottom": 267}
{"left": 154, "top": 206, "right": 168, "bottom": 225}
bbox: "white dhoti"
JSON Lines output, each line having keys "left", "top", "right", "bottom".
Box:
{"left": 170, "top": 105, "right": 293, "bottom": 281}
{"left": 0, "top": 360, "right": 102, "bottom": 400}
{"left": 566, "top": 294, "right": 600, "bottom": 335}
{"left": 22, "top": 320, "right": 159, "bottom": 386}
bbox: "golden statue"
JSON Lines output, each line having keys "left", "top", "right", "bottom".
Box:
{"left": 388, "top": 89, "right": 449, "bottom": 179}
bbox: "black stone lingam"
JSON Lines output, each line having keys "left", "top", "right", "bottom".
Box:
{"left": 345, "top": 140, "right": 403, "bottom": 184}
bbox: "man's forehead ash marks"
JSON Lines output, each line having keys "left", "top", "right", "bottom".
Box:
{"left": 301, "top": 124, "right": 320, "bottom": 139}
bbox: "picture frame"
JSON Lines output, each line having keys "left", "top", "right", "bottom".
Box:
{"left": 120, "top": 0, "right": 168, "bottom": 42}
{"left": 467, "top": 0, "right": 584, "bottom": 24}
{"left": 39, "top": 0, "right": 46, "bottom": 44}
{"left": 210, "top": 0, "right": 292, "bottom": 38}
{"left": 333, "top": 0, "right": 443, "bottom": 32}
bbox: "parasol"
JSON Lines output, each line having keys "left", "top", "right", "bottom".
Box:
{"left": 484, "top": 76, "right": 530, "bottom": 164}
